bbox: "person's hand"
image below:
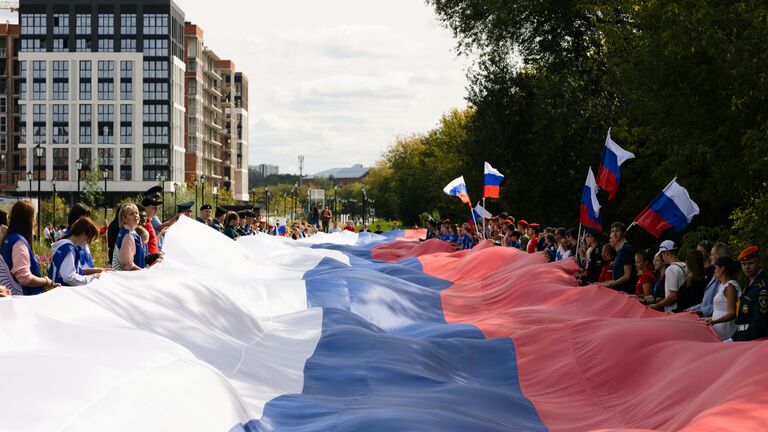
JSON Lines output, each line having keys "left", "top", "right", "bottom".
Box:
{"left": 0, "top": 285, "right": 11, "bottom": 297}
{"left": 93, "top": 273, "right": 102, "bottom": 279}
{"left": 703, "top": 317, "right": 713, "bottom": 324}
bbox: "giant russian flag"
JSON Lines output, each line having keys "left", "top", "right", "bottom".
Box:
{"left": 635, "top": 178, "right": 700, "bottom": 237}
{"left": 1, "top": 217, "right": 766, "bottom": 431}
{"left": 443, "top": 175, "right": 471, "bottom": 204}
{"left": 483, "top": 162, "right": 504, "bottom": 198}
{"left": 579, "top": 167, "right": 603, "bottom": 232}
{"left": 596, "top": 128, "right": 634, "bottom": 200}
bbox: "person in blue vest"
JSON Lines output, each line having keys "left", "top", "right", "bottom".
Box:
{"left": 48, "top": 217, "right": 106, "bottom": 286}
{"left": 61, "top": 204, "right": 97, "bottom": 269}
{"left": 112, "top": 203, "right": 145, "bottom": 271}
{"left": 457, "top": 225, "right": 475, "bottom": 250}
{"left": 1, "top": 200, "right": 59, "bottom": 295}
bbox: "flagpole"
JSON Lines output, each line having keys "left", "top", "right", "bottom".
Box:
{"left": 482, "top": 197, "right": 487, "bottom": 240}
{"left": 469, "top": 202, "right": 481, "bottom": 238}
{"left": 575, "top": 223, "right": 583, "bottom": 263}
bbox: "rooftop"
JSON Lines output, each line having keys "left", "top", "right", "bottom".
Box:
{"left": 304, "top": 164, "right": 370, "bottom": 180}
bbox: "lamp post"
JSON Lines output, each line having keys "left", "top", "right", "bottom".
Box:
{"left": 200, "top": 174, "right": 207, "bottom": 207}
{"left": 75, "top": 159, "right": 83, "bottom": 205}
{"left": 26, "top": 170, "right": 32, "bottom": 198}
{"left": 360, "top": 187, "right": 367, "bottom": 225}
{"left": 283, "top": 192, "right": 287, "bottom": 218}
{"left": 157, "top": 173, "right": 166, "bottom": 220}
{"left": 173, "top": 183, "right": 178, "bottom": 213}
{"left": 51, "top": 177, "right": 57, "bottom": 229}
{"left": 333, "top": 185, "right": 338, "bottom": 223}
{"left": 213, "top": 185, "right": 219, "bottom": 208}
{"left": 264, "top": 185, "right": 269, "bottom": 221}
{"left": 194, "top": 178, "right": 199, "bottom": 218}
{"left": 34, "top": 144, "right": 43, "bottom": 242}
{"left": 101, "top": 167, "right": 109, "bottom": 222}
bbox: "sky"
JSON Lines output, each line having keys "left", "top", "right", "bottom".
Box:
{"left": 1, "top": 1, "right": 472, "bottom": 176}
{"left": 181, "top": 0, "right": 470, "bottom": 175}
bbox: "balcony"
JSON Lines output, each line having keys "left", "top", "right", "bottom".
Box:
{"left": 205, "top": 68, "right": 222, "bottom": 81}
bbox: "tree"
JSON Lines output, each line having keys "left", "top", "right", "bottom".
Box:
{"left": 81, "top": 169, "right": 103, "bottom": 208}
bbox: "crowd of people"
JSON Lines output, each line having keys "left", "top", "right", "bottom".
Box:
{"left": 0, "top": 188, "right": 764, "bottom": 343}
{"left": 423, "top": 215, "right": 766, "bottom": 342}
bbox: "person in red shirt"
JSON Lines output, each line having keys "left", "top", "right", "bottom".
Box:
{"left": 599, "top": 244, "right": 616, "bottom": 283}
{"left": 526, "top": 223, "right": 540, "bottom": 253}
{"left": 634, "top": 249, "right": 657, "bottom": 301}
{"left": 140, "top": 197, "right": 161, "bottom": 254}
{"left": 343, "top": 220, "right": 356, "bottom": 233}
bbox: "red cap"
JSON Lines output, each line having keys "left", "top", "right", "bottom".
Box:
{"left": 502, "top": 219, "right": 514, "bottom": 225}
{"left": 517, "top": 220, "right": 529, "bottom": 226}
{"left": 738, "top": 245, "right": 759, "bottom": 261}
{"left": 529, "top": 223, "right": 540, "bottom": 228}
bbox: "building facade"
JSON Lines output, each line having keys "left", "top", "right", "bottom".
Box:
{"left": 16, "top": 0, "right": 187, "bottom": 199}
{"left": 254, "top": 164, "right": 278, "bottom": 178}
{"left": 0, "top": 23, "right": 21, "bottom": 194}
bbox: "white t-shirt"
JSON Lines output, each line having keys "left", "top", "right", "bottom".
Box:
{"left": 664, "top": 262, "right": 688, "bottom": 313}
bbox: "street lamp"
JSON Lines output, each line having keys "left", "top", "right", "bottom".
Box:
{"left": 173, "top": 183, "right": 178, "bottom": 214}
{"left": 264, "top": 185, "right": 269, "bottom": 221}
{"left": 213, "top": 184, "right": 219, "bottom": 208}
{"left": 101, "top": 167, "right": 109, "bottom": 222}
{"left": 75, "top": 159, "right": 83, "bottom": 205}
{"left": 361, "top": 187, "right": 367, "bottom": 225}
{"left": 26, "top": 170, "right": 32, "bottom": 198}
{"left": 51, "top": 177, "right": 57, "bottom": 229}
{"left": 283, "top": 192, "right": 287, "bottom": 218}
{"left": 200, "top": 174, "right": 207, "bottom": 207}
{"left": 34, "top": 144, "right": 43, "bottom": 243}
{"left": 333, "top": 185, "right": 338, "bottom": 223}
{"left": 156, "top": 173, "right": 166, "bottom": 220}
{"left": 194, "top": 178, "right": 199, "bottom": 217}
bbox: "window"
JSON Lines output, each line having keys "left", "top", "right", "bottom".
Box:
{"left": 143, "top": 82, "right": 168, "bottom": 100}
{"left": 120, "top": 149, "right": 132, "bottom": 180}
{"left": 98, "top": 39, "right": 114, "bottom": 52}
{"left": 79, "top": 82, "right": 91, "bottom": 100}
{"left": 120, "top": 104, "right": 132, "bottom": 123}
{"left": 53, "top": 82, "right": 69, "bottom": 100}
{"left": 80, "top": 125, "right": 91, "bottom": 144}
{"left": 32, "top": 82, "right": 46, "bottom": 100}
{"left": 76, "top": 39, "right": 91, "bottom": 52}
{"left": 33, "top": 104, "right": 46, "bottom": 123}
{"left": 0, "top": 117, "right": 6, "bottom": 133}
{"left": 79, "top": 148, "right": 92, "bottom": 167}
{"left": 143, "top": 60, "right": 168, "bottom": 79}
{"left": 53, "top": 38, "right": 68, "bottom": 52}
{"left": 19, "top": 105, "right": 26, "bottom": 144}
{"left": 121, "top": 14, "right": 137, "bottom": 34}
{"left": 53, "top": 104, "right": 68, "bottom": 123}
{"left": 143, "top": 39, "right": 168, "bottom": 57}
{"left": 143, "top": 104, "right": 169, "bottom": 122}
{"left": 98, "top": 104, "right": 114, "bottom": 144}
{"left": 53, "top": 61, "right": 69, "bottom": 79}
{"left": 53, "top": 14, "right": 69, "bottom": 35}
{"left": 0, "top": 96, "right": 5, "bottom": 113}
{"left": 76, "top": 14, "right": 91, "bottom": 35}
{"left": 120, "top": 125, "right": 132, "bottom": 144}
{"left": 120, "top": 61, "right": 133, "bottom": 80}
{"left": 80, "top": 61, "right": 91, "bottom": 79}
{"left": 80, "top": 104, "right": 92, "bottom": 144}
{"left": 32, "top": 61, "right": 45, "bottom": 79}
{"left": 98, "top": 14, "right": 114, "bottom": 35}
{"left": 80, "top": 104, "right": 92, "bottom": 122}
{"left": 98, "top": 61, "right": 114, "bottom": 78}
{"left": 97, "top": 104, "right": 114, "bottom": 122}
{"left": 19, "top": 61, "right": 26, "bottom": 79}
{"left": 121, "top": 39, "right": 136, "bottom": 52}
{"left": 98, "top": 81, "right": 114, "bottom": 100}
{"left": 21, "top": 14, "right": 46, "bottom": 35}
{"left": 143, "top": 14, "right": 169, "bottom": 35}
{"left": 98, "top": 148, "right": 114, "bottom": 167}
{"left": 21, "top": 39, "right": 45, "bottom": 52}
{"left": 120, "top": 81, "right": 133, "bottom": 100}
{"left": 143, "top": 126, "right": 169, "bottom": 144}
{"left": 53, "top": 148, "right": 68, "bottom": 165}
{"left": 53, "top": 126, "right": 69, "bottom": 144}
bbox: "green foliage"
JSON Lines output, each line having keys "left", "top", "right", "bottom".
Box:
{"left": 81, "top": 170, "right": 103, "bottom": 208}
{"left": 679, "top": 226, "right": 732, "bottom": 258}
{"left": 730, "top": 185, "right": 768, "bottom": 256}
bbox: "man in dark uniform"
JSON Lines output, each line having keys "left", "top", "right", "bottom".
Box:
{"left": 197, "top": 204, "right": 212, "bottom": 224}
{"left": 210, "top": 207, "right": 226, "bottom": 232}
{"left": 177, "top": 201, "right": 193, "bottom": 218}
{"left": 733, "top": 246, "right": 768, "bottom": 341}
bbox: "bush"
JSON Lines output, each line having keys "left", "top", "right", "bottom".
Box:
{"left": 679, "top": 225, "right": 732, "bottom": 257}
{"left": 730, "top": 185, "right": 768, "bottom": 259}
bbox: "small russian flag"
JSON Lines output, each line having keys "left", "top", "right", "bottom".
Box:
{"left": 635, "top": 179, "right": 700, "bottom": 238}
{"left": 443, "top": 176, "right": 471, "bottom": 204}
{"left": 579, "top": 167, "right": 603, "bottom": 232}
{"left": 483, "top": 162, "right": 504, "bottom": 199}
{"left": 596, "top": 129, "right": 634, "bottom": 200}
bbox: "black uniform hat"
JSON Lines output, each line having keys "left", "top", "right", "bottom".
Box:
{"left": 214, "top": 207, "right": 227, "bottom": 217}
{"left": 177, "top": 201, "right": 194, "bottom": 213}
{"left": 141, "top": 196, "right": 162, "bottom": 207}
{"left": 145, "top": 186, "right": 163, "bottom": 198}
{"left": 200, "top": 204, "right": 212, "bottom": 211}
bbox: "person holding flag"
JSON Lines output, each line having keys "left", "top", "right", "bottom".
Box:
{"left": 597, "top": 129, "right": 635, "bottom": 199}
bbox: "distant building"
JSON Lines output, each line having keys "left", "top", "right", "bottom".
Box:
{"left": 303, "top": 164, "right": 369, "bottom": 186}
{"left": 254, "top": 163, "right": 278, "bottom": 177}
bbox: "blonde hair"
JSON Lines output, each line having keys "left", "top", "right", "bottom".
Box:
{"left": 119, "top": 203, "right": 139, "bottom": 226}
{"left": 135, "top": 225, "right": 149, "bottom": 243}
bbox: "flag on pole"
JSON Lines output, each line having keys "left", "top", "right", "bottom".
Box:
{"left": 579, "top": 167, "right": 603, "bottom": 232}
{"left": 483, "top": 162, "right": 504, "bottom": 198}
{"left": 596, "top": 129, "right": 634, "bottom": 200}
{"left": 473, "top": 202, "right": 492, "bottom": 221}
{"left": 634, "top": 178, "right": 700, "bottom": 238}
{"left": 443, "top": 176, "right": 471, "bottom": 204}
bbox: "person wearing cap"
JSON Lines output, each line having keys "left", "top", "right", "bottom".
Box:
{"left": 144, "top": 195, "right": 180, "bottom": 252}
{"left": 600, "top": 222, "right": 636, "bottom": 294}
{"left": 648, "top": 240, "right": 687, "bottom": 312}
{"left": 140, "top": 197, "right": 162, "bottom": 255}
{"left": 526, "top": 223, "right": 540, "bottom": 254}
{"left": 197, "top": 204, "right": 213, "bottom": 225}
{"left": 223, "top": 211, "right": 240, "bottom": 239}
{"left": 210, "top": 207, "right": 226, "bottom": 233}
{"left": 516, "top": 220, "right": 530, "bottom": 251}
{"left": 732, "top": 246, "right": 768, "bottom": 341}
{"left": 177, "top": 201, "right": 193, "bottom": 217}
{"left": 582, "top": 230, "right": 603, "bottom": 284}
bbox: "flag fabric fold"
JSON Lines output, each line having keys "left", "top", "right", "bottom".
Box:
{"left": 634, "top": 178, "right": 700, "bottom": 237}
{"left": 483, "top": 162, "right": 504, "bottom": 198}
{"left": 596, "top": 129, "right": 634, "bottom": 199}
{"left": 579, "top": 167, "right": 603, "bottom": 232}
{"left": 443, "top": 176, "right": 471, "bottom": 204}
{"left": 473, "top": 202, "right": 492, "bottom": 221}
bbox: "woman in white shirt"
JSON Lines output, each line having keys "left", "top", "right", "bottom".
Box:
{"left": 706, "top": 256, "right": 741, "bottom": 340}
